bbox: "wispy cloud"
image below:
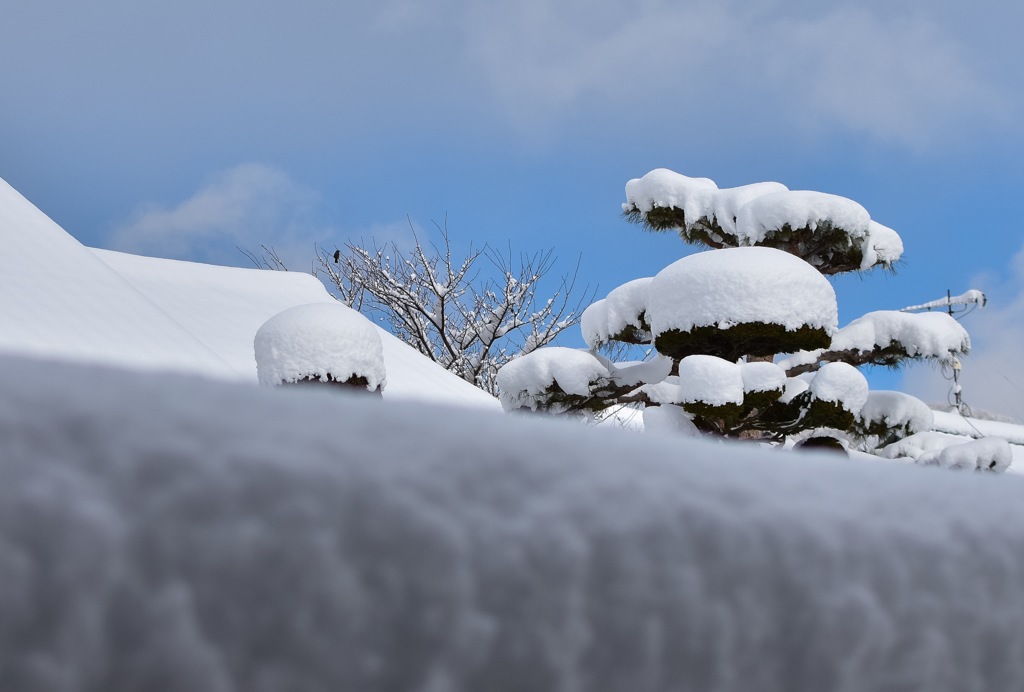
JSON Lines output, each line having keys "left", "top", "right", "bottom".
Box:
{"left": 108, "top": 163, "right": 430, "bottom": 271}
{"left": 458, "top": 1, "right": 1006, "bottom": 146}
{"left": 108, "top": 164, "right": 330, "bottom": 269}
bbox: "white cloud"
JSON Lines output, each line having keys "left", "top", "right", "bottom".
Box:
{"left": 108, "top": 164, "right": 429, "bottom": 272}
{"left": 458, "top": 1, "right": 1005, "bottom": 145}
{"left": 760, "top": 8, "right": 1005, "bottom": 146}
{"left": 109, "top": 164, "right": 330, "bottom": 269}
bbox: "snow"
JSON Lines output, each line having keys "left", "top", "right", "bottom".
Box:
{"left": 917, "top": 437, "right": 1014, "bottom": 472}
{"left": 254, "top": 303, "right": 386, "bottom": 390}
{"left": 779, "top": 375, "right": 811, "bottom": 404}
{"left": 606, "top": 355, "right": 673, "bottom": 388}
{"left": 0, "top": 175, "right": 498, "bottom": 411}
{"left": 579, "top": 299, "right": 610, "bottom": 349}
{"left": 859, "top": 391, "right": 934, "bottom": 434}
{"left": 496, "top": 347, "right": 609, "bottom": 410}
{"left": 580, "top": 277, "right": 652, "bottom": 348}
{"left": 740, "top": 361, "right": 786, "bottom": 393}
{"left": 901, "top": 289, "right": 987, "bottom": 313}
{"left": 0, "top": 176, "right": 233, "bottom": 377}
{"left": 6, "top": 354, "right": 1024, "bottom": 690}
{"left": 622, "top": 169, "right": 789, "bottom": 238}
{"left": 621, "top": 167, "right": 718, "bottom": 214}
{"left": 880, "top": 429, "right": 1014, "bottom": 473}
{"left": 621, "top": 169, "right": 904, "bottom": 269}
{"left": 860, "top": 221, "right": 904, "bottom": 270}
{"left": 94, "top": 248, "right": 339, "bottom": 379}
{"left": 648, "top": 246, "right": 838, "bottom": 336}
{"left": 735, "top": 190, "right": 871, "bottom": 244}
{"left": 808, "top": 362, "right": 869, "bottom": 413}
{"left": 678, "top": 355, "right": 744, "bottom": 407}
{"left": 779, "top": 311, "right": 971, "bottom": 372}
{"left": 642, "top": 403, "right": 701, "bottom": 436}
{"left": 708, "top": 183, "right": 791, "bottom": 235}
{"left": 931, "top": 410, "right": 1024, "bottom": 446}
{"left": 831, "top": 310, "right": 970, "bottom": 359}
{"left": 640, "top": 375, "right": 686, "bottom": 405}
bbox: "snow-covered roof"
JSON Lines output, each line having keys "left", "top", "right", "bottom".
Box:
{"left": 0, "top": 176, "right": 499, "bottom": 410}
{"left": 0, "top": 177, "right": 233, "bottom": 377}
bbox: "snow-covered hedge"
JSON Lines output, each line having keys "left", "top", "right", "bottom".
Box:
{"left": 4, "top": 355, "right": 1024, "bottom": 691}
{"left": 254, "top": 302, "right": 386, "bottom": 391}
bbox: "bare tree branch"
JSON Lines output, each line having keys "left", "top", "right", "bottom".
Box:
{"left": 313, "top": 222, "right": 590, "bottom": 395}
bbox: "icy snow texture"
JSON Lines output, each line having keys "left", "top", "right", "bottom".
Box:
{"left": 5, "top": 355, "right": 1024, "bottom": 691}
{"left": 678, "top": 355, "right": 744, "bottom": 407}
{"left": 832, "top": 311, "right": 970, "bottom": 358}
{"left": 496, "top": 347, "right": 608, "bottom": 410}
{"left": 648, "top": 246, "right": 838, "bottom": 336}
{"left": 808, "top": 362, "right": 869, "bottom": 413}
{"left": 254, "top": 303, "right": 386, "bottom": 389}
{"left": 859, "top": 391, "right": 934, "bottom": 434}
{"left": 580, "top": 277, "right": 652, "bottom": 348}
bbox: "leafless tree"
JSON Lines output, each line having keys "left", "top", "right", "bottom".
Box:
{"left": 314, "top": 220, "right": 588, "bottom": 395}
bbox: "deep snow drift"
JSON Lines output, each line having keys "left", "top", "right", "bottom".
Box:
{"left": 4, "top": 354, "right": 1024, "bottom": 692}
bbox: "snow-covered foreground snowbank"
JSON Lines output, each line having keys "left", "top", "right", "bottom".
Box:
{"left": 3, "top": 355, "right": 1024, "bottom": 692}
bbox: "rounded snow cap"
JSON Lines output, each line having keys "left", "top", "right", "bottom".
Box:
{"left": 648, "top": 247, "right": 837, "bottom": 361}
{"left": 254, "top": 303, "right": 386, "bottom": 391}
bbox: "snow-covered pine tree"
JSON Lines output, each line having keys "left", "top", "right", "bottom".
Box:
{"left": 496, "top": 169, "right": 1007, "bottom": 470}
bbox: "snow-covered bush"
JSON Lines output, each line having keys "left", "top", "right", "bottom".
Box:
{"left": 499, "top": 169, "right": 1004, "bottom": 467}
{"left": 254, "top": 302, "right": 386, "bottom": 393}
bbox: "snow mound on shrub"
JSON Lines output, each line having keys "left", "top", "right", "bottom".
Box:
{"left": 736, "top": 190, "right": 871, "bottom": 244}
{"left": 808, "top": 362, "right": 869, "bottom": 413}
{"left": 915, "top": 438, "right": 1013, "bottom": 472}
{"left": 496, "top": 347, "right": 608, "bottom": 410}
{"left": 622, "top": 168, "right": 718, "bottom": 214}
{"left": 861, "top": 221, "right": 904, "bottom": 270}
{"left": 678, "top": 355, "right": 745, "bottom": 407}
{"left": 832, "top": 311, "right": 970, "bottom": 358}
{"left": 580, "top": 277, "right": 652, "bottom": 348}
{"left": 254, "top": 303, "right": 385, "bottom": 389}
{"left": 741, "top": 361, "right": 787, "bottom": 393}
{"left": 621, "top": 169, "right": 904, "bottom": 269}
{"left": 860, "top": 391, "right": 934, "bottom": 434}
{"left": 648, "top": 246, "right": 838, "bottom": 336}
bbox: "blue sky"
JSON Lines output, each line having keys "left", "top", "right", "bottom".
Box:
{"left": 3, "top": 0, "right": 1024, "bottom": 415}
